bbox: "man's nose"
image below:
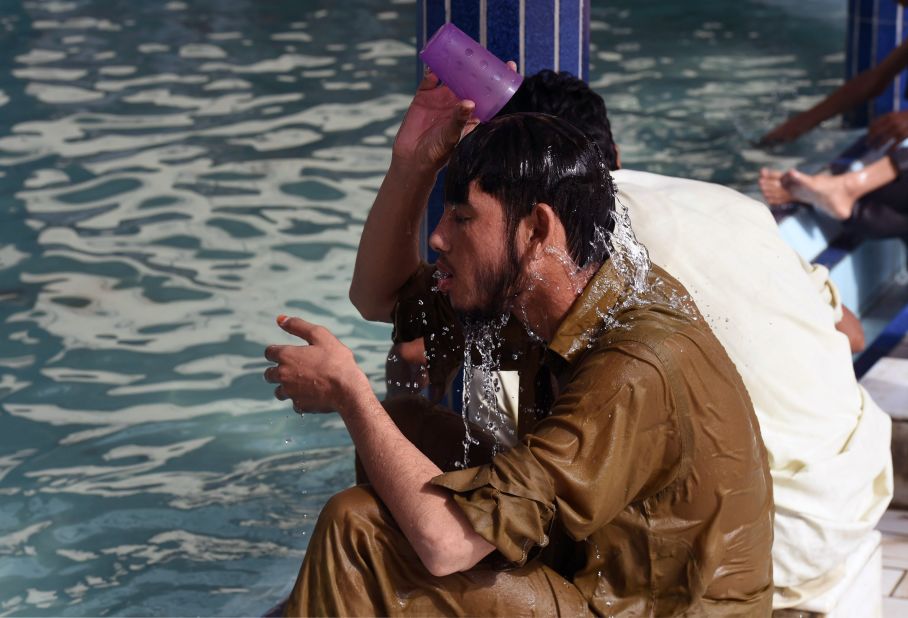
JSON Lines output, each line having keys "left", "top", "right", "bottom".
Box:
{"left": 428, "top": 211, "right": 450, "bottom": 254}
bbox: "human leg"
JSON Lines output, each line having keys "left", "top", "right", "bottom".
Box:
{"left": 781, "top": 157, "right": 899, "bottom": 220}
{"left": 284, "top": 485, "right": 590, "bottom": 617}
{"left": 759, "top": 145, "right": 903, "bottom": 220}
{"left": 845, "top": 171, "right": 908, "bottom": 240}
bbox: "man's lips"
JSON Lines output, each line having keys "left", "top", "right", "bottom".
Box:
{"left": 433, "top": 261, "right": 453, "bottom": 292}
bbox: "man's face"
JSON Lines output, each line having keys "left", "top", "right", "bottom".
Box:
{"left": 429, "top": 182, "right": 524, "bottom": 320}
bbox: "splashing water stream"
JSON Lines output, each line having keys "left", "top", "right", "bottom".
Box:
{"left": 457, "top": 313, "right": 511, "bottom": 466}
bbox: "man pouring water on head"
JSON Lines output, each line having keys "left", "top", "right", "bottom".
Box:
{"left": 265, "top": 68, "right": 774, "bottom": 615}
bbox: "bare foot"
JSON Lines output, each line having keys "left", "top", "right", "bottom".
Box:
{"left": 780, "top": 169, "right": 858, "bottom": 220}
{"left": 758, "top": 168, "right": 795, "bottom": 206}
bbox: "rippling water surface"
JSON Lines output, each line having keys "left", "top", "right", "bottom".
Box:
{"left": 0, "top": 0, "right": 851, "bottom": 614}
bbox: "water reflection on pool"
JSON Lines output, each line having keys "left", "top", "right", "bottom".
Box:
{"left": 0, "top": 0, "right": 852, "bottom": 614}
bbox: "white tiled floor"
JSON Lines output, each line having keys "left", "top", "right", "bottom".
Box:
{"left": 863, "top": 312, "right": 908, "bottom": 617}
{"left": 883, "top": 596, "right": 908, "bottom": 615}
{"left": 880, "top": 509, "right": 908, "bottom": 616}
{"left": 862, "top": 357, "right": 908, "bottom": 420}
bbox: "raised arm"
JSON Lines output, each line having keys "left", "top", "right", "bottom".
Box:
{"left": 760, "top": 37, "right": 908, "bottom": 145}
{"left": 349, "top": 71, "right": 476, "bottom": 322}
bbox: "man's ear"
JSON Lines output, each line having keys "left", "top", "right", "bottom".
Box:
{"left": 525, "top": 202, "right": 558, "bottom": 259}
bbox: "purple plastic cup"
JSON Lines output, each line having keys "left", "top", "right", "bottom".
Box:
{"left": 419, "top": 23, "right": 523, "bottom": 122}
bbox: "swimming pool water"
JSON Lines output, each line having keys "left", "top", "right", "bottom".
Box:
{"left": 0, "top": 0, "right": 855, "bottom": 614}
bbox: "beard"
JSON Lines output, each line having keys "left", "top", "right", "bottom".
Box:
{"left": 454, "top": 236, "right": 526, "bottom": 323}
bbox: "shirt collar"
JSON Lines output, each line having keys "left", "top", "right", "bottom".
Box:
{"left": 546, "top": 258, "right": 630, "bottom": 365}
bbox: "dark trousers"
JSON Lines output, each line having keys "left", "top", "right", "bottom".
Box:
{"left": 845, "top": 146, "right": 908, "bottom": 243}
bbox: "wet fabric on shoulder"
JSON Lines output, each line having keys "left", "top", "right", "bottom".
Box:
{"left": 428, "top": 261, "right": 774, "bottom": 615}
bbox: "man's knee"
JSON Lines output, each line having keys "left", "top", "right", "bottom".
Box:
{"left": 318, "top": 485, "right": 383, "bottom": 528}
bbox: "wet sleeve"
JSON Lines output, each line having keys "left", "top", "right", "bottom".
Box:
{"left": 391, "top": 262, "right": 464, "bottom": 391}
{"left": 431, "top": 342, "right": 685, "bottom": 566}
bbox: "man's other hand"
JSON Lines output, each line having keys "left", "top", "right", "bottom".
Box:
{"left": 264, "top": 315, "right": 370, "bottom": 414}
{"left": 868, "top": 111, "right": 908, "bottom": 148}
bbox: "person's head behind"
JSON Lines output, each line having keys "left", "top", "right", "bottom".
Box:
{"left": 497, "top": 69, "right": 619, "bottom": 171}
{"left": 434, "top": 113, "right": 615, "bottom": 320}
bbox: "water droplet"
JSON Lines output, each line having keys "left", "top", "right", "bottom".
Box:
{"left": 464, "top": 48, "right": 474, "bottom": 56}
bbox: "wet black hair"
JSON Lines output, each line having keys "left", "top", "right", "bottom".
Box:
{"left": 445, "top": 113, "right": 616, "bottom": 269}
{"left": 496, "top": 69, "right": 619, "bottom": 171}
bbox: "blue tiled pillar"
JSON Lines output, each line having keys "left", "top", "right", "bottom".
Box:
{"left": 416, "top": 1, "right": 591, "bottom": 410}
{"left": 417, "top": 0, "right": 591, "bottom": 260}
{"left": 845, "top": 0, "right": 908, "bottom": 127}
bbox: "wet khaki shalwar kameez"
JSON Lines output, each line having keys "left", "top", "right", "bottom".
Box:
{"left": 285, "top": 261, "right": 774, "bottom": 617}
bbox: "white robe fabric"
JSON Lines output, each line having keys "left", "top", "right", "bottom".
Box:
{"left": 614, "top": 169, "right": 893, "bottom": 610}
